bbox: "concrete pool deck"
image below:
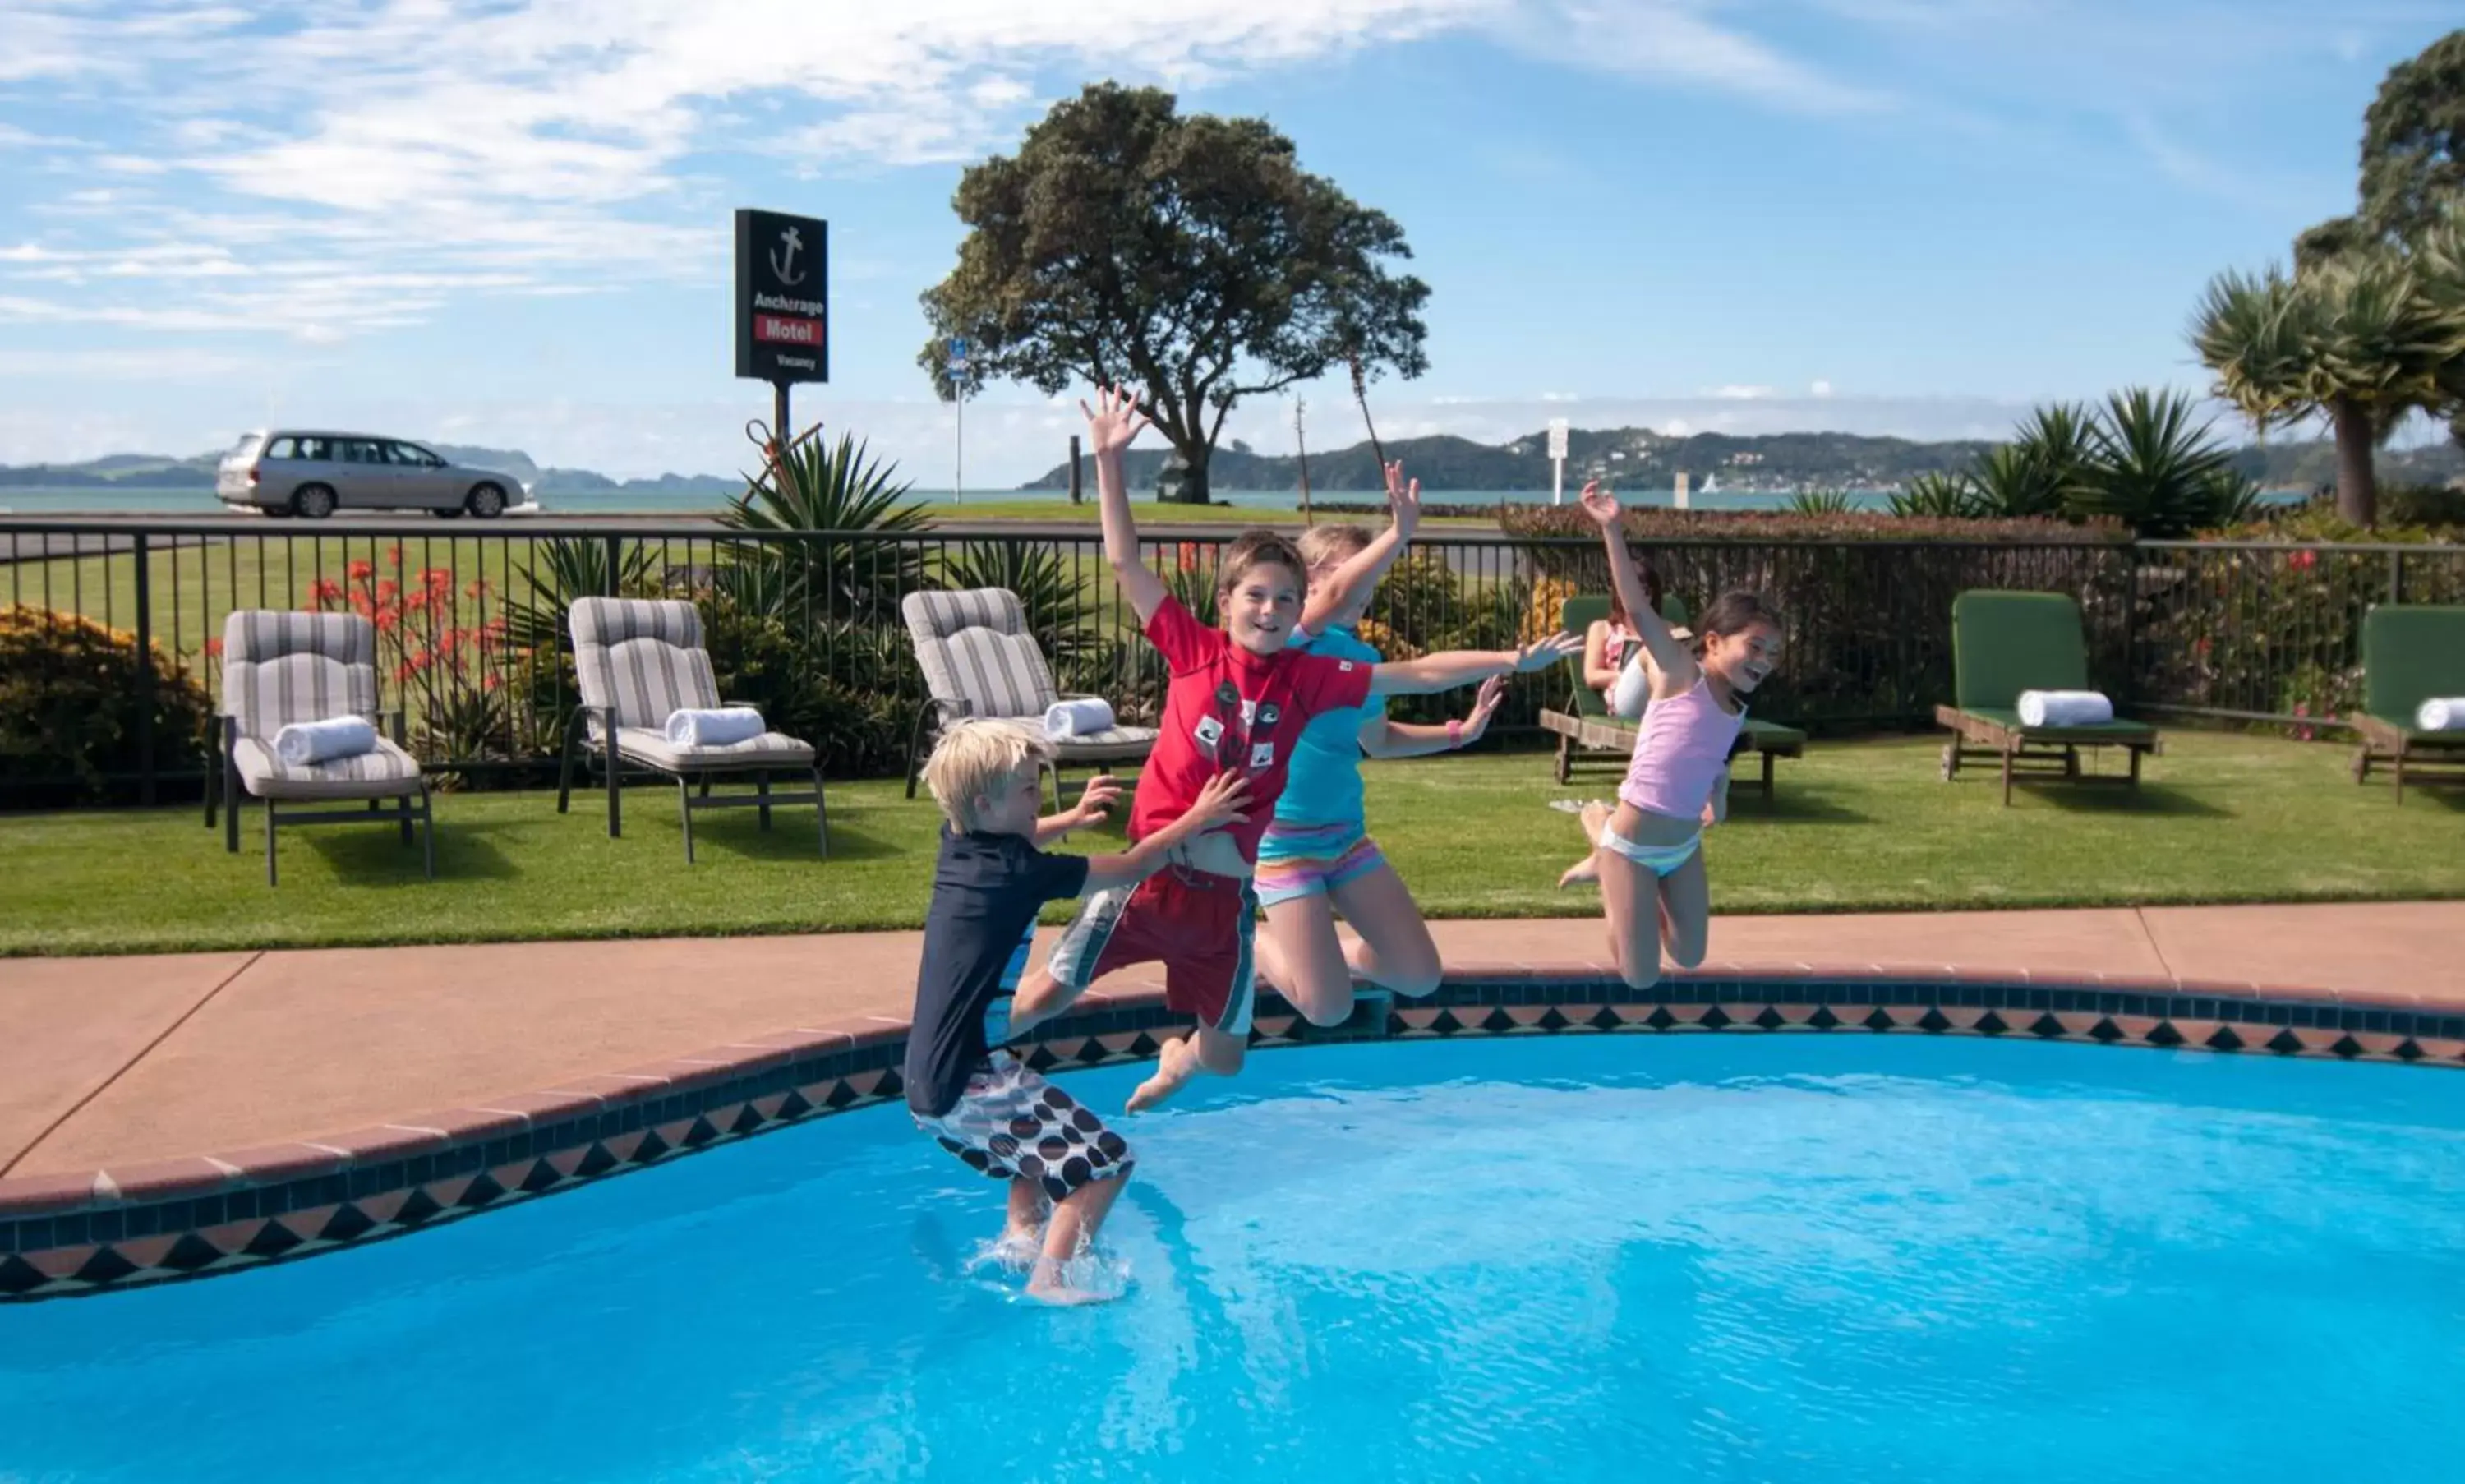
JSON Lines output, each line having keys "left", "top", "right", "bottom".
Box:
{"left": 5, "top": 901, "right": 2462, "bottom": 1184}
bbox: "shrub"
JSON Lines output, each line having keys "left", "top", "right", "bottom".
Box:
{"left": 0, "top": 606, "right": 214, "bottom": 804}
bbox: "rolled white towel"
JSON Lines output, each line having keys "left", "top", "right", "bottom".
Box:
{"left": 663, "top": 707, "right": 766, "bottom": 747}
{"left": 1044, "top": 698, "right": 1116, "bottom": 740}
{"left": 272, "top": 716, "right": 377, "bottom": 765}
{"left": 2416, "top": 698, "right": 2465, "bottom": 732}
{"left": 2017, "top": 689, "right": 2114, "bottom": 728}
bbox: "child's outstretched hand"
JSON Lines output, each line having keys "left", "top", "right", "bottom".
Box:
{"left": 1181, "top": 770, "right": 1251, "bottom": 835}
{"left": 1578, "top": 480, "right": 1621, "bottom": 528}
{"left": 1384, "top": 460, "right": 1421, "bottom": 542}
{"left": 1066, "top": 775, "right": 1122, "bottom": 828}
{"left": 1459, "top": 675, "right": 1505, "bottom": 744}
{"left": 1511, "top": 631, "right": 1585, "bottom": 672}
{"left": 1079, "top": 384, "right": 1151, "bottom": 457}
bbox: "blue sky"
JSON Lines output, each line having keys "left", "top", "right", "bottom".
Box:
{"left": 0, "top": 1, "right": 2456, "bottom": 484}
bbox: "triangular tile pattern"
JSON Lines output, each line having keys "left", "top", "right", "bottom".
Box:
{"left": 8, "top": 981, "right": 2459, "bottom": 1302}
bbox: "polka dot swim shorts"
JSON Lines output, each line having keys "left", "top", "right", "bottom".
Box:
{"left": 915, "top": 1052, "right": 1134, "bottom": 1201}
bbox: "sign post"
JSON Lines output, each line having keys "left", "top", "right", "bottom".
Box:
{"left": 947, "top": 336, "right": 969, "bottom": 505}
{"left": 734, "top": 208, "right": 830, "bottom": 459}
{"left": 1547, "top": 417, "right": 1569, "bottom": 505}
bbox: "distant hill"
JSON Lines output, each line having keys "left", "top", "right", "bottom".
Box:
{"left": 0, "top": 443, "right": 742, "bottom": 497}
{"left": 1021, "top": 426, "right": 2465, "bottom": 495}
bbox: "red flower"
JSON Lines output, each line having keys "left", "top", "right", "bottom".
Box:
{"left": 465, "top": 581, "right": 486, "bottom": 600}
{"left": 376, "top": 578, "right": 399, "bottom": 604}
{"left": 375, "top": 609, "right": 399, "bottom": 633}
{"left": 405, "top": 589, "right": 431, "bottom": 613}
{"left": 482, "top": 672, "right": 501, "bottom": 693}
{"left": 385, "top": 544, "right": 403, "bottom": 567}
{"left": 204, "top": 637, "right": 224, "bottom": 659}
{"left": 1177, "top": 541, "right": 1200, "bottom": 574}
{"left": 347, "top": 559, "right": 375, "bottom": 582}
{"left": 422, "top": 568, "right": 454, "bottom": 590}
{"left": 2290, "top": 549, "right": 2317, "bottom": 571}
{"left": 308, "top": 578, "right": 344, "bottom": 606}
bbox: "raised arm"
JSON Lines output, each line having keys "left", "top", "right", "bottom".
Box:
{"left": 1302, "top": 461, "right": 1418, "bottom": 634}
{"left": 1082, "top": 385, "right": 1168, "bottom": 624}
{"left": 1366, "top": 633, "right": 1583, "bottom": 696}
{"left": 1578, "top": 482, "right": 1696, "bottom": 684}
{"left": 1359, "top": 675, "right": 1507, "bottom": 758}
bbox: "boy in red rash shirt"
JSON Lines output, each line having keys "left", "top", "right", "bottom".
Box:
{"left": 1008, "top": 385, "right": 1581, "bottom": 1113}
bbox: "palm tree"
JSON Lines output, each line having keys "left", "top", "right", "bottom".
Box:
{"left": 716, "top": 428, "right": 931, "bottom": 624}
{"left": 2069, "top": 388, "right": 2237, "bottom": 539}
{"left": 2191, "top": 248, "right": 2463, "bottom": 526}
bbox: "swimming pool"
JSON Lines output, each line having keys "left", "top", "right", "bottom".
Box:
{"left": 2, "top": 1032, "right": 2459, "bottom": 1482}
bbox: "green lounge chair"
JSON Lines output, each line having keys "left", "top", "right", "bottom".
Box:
{"left": 2348, "top": 604, "right": 2465, "bottom": 803}
{"left": 1535, "top": 593, "right": 1807, "bottom": 797}
{"left": 1935, "top": 589, "right": 2159, "bottom": 805}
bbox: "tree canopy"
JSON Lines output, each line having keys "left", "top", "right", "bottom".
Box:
{"left": 916, "top": 83, "right": 1429, "bottom": 503}
{"left": 2361, "top": 29, "right": 2465, "bottom": 243}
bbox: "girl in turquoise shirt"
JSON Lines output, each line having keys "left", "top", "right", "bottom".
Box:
{"left": 1254, "top": 465, "right": 1537, "bottom": 1025}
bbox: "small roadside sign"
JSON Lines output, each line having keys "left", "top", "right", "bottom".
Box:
{"left": 1547, "top": 418, "right": 1569, "bottom": 459}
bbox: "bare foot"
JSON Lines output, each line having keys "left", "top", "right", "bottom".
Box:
{"left": 993, "top": 1228, "right": 1042, "bottom": 1269}
{"left": 1026, "top": 1267, "right": 1117, "bottom": 1306}
{"left": 1126, "top": 1035, "right": 1199, "bottom": 1113}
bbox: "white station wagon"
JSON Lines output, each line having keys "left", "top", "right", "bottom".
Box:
{"left": 217, "top": 431, "right": 536, "bottom": 519}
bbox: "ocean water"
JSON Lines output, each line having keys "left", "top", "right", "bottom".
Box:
{"left": 2, "top": 1033, "right": 2459, "bottom": 1482}
{"left": 0, "top": 485, "right": 1917, "bottom": 518}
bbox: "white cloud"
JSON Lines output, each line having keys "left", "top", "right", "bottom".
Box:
{"left": 1810, "top": 379, "right": 1833, "bottom": 397}
{"left": 0, "top": 0, "right": 1887, "bottom": 346}
{"left": 1710, "top": 385, "right": 1777, "bottom": 399}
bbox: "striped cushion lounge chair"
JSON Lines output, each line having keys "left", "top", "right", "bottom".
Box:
{"left": 216, "top": 609, "right": 432, "bottom": 886}
{"left": 554, "top": 597, "right": 826, "bottom": 863}
{"left": 900, "top": 588, "right": 1157, "bottom": 808}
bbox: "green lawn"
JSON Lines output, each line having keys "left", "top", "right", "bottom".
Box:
{"left": 2, "top": 731, "right": 2458, "bottom": 957}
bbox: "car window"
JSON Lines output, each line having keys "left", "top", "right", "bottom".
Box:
{"left": 294, "top": 436, "right": 329, "bottom": 461}
{"left": 228, "top": 432, "right": 265, "bottom": 456}
{"left": 265, "top": 436, "right": 297, "bottom": 459}
{"left": 389, "top": 441, "right": 440, "bottom": 467}
{"left": 340, "top": 439, "right": 385, "bottom": 464}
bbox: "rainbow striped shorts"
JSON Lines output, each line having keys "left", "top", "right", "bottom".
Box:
{"left": 1254, "top": 819, "right": 1386, "bottom": 908}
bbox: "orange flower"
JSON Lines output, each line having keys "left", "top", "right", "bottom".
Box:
{"left": 405, "top": 589, "right": 431, "bottom": 613}
{"left": 376, "top": 578, "right": 399, "bottom": 604}
{"left": 385, "top": 544, "right": 403, "bottom": 567}
{"left": 422, "top": 567, "right": 454, "bottom": 590}
{"left": 347, "top": 559, "right": 374, "bottom": 582}
{"left": 1177, "top": 541, "right": 1200, "bottom": 574}
{"left": 465, "top": 581, "right": 486, "bottom": 600}
{"left": 204, "top": 637, "right": 224, "bottom": 659}
{"left": 374, "top": 609, "right": 399, "bottom": 633}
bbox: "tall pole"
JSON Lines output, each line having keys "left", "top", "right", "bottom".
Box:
{"left": 954, "top": 389, "right": 964, "bottom": 506}
{"left": 1068, "top": 434, "right": 1083, "bottom": 504}
{"left": 1294, "top": 399, "right": 1313, "bottom": 526}
{"left": 773, "top": 381, "right": 790, "bottom": 465}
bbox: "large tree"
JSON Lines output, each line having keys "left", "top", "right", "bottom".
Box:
{"left": 917, "top": 83, "right": 1430, "bottom": 504}
{"left": 2361, "top": 29, "right": 2465, "bottom": 245}
{"left": 2191, "top": 248, "right": 2463, "bottom": 525}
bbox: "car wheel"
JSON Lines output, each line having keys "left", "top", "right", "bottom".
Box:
{"left": 292, "top": 484, "right": 338, "bottom": 519}
{"left": 466, "top": 482, "right": 507, "bottom": 519}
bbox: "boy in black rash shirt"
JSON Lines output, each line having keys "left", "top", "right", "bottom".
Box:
{"left": 905, "top": 721, "right": 1247, "bottom": 1305}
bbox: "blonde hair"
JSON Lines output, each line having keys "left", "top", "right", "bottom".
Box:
{"left": 1295, "top": 523, "right": 1374, "bottom": 569}
{"left": 920, "top": 721, "right": 1050, "bottom": 830}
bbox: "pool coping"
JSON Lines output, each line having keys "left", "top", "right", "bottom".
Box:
{"left": 3, "top": 960, "right": 2459, "bottom": 1302}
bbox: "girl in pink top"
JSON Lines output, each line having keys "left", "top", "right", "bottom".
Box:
{"left": 1559, "top": 482, "right": 1786, "bottom": 990}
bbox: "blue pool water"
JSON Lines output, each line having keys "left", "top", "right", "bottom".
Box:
{"left": 2, "top": 1035, "right": 2462, "bottom": 1482}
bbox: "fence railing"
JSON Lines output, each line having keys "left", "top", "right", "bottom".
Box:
{"left": 3, "top": 518, "right": 2458, "bottom": 804}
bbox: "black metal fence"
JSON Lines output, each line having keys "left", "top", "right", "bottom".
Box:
{"left": 3, "top": 518, "right": 2458, "bottom": 804}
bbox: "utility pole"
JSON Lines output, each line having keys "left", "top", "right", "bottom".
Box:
{"left": 947, "top": 336, "right": 969, "bottom": 505}
{"left": 1294, "top": 399, "right": 1313, "bottom": 525}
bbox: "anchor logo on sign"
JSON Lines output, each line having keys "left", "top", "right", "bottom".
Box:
{"left": 770, "top": 225, "right": 807, "bottom": 287}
